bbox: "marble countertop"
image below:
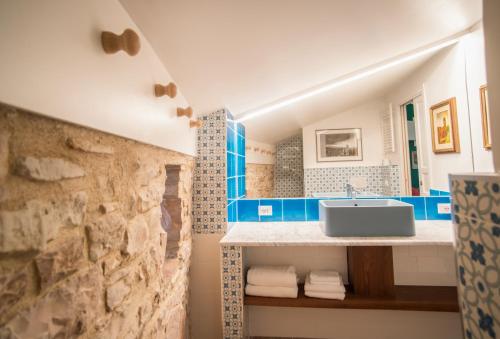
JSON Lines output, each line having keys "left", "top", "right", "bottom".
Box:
{"left": 220, "top": 221, "right": 454, "bottom": 247}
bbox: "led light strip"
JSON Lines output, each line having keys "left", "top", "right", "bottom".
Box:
{"left": 236, "top": 32, "right": 469, "bottom": 123}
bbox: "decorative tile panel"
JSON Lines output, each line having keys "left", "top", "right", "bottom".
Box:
{"left": 451, "top": 174, "right": 500, "bottom": 339}
{"left": 274, "top": 134, "right": 304, "bottom": 197}
{"left": 221, "top": 245, "right": 244, "bottom": 339}
{"left": 305, "top": 164, "right": 401, "bottom": 197}
{"left": 193, "top": 109, "right": 227, "bottom": 233}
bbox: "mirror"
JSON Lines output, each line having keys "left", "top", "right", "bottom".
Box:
{"left": 241, "top": 27, "right": 493, "bottom": 199}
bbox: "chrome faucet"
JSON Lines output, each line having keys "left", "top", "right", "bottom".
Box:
{"left": 345, "top": 183, "right": 359, "bottom": 199}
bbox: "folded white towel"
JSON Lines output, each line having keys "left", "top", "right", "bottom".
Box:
{"left": 305, "top": 290, "right": 346, "bottom": 300}
{"left": 245, "top": 284, "right": 298, "bottom": 298}
{"left": 309, "top": 270, "right": 341, "bottom": 285}
{"left": 247, "top": 265, "right": 297, "bottom": 288}
{"left": 305, "top": 276, "right": 345, "bottom": 294}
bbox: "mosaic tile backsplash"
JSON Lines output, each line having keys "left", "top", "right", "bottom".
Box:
{"left": 274, "top": 134, "right": 304, "bottom": 197}
{"left": 236, "top": 196, "right": 452, "bottom": 222}
{"left": 450, "top": 174, "right": 499, "bottom": 339}
{"left": 304, "top": 164, "right": 401, "bottom": 197}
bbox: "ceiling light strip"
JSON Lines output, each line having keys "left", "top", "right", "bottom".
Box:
{"left": 236, "top": 31, "right": 469, "bottom": 123}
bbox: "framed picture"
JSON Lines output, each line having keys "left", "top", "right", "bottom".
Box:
{"left": 315, "top": 128, "right": 362, "bottom": 162}
{"left": 480, "top": 85, "right": 491, "bottom": 149}
{"left": 429, "top": 97, "right": 460, "bottom": 153}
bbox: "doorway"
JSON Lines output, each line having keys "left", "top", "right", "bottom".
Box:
{"left": 401, "top": 95, "right": 429, "bottom": 196}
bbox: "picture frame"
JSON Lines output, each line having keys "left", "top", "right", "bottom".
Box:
{"left": 480, "top": 85, "right": 491, "bottom": 149}
{"left": 315, "top": 128, "right": 363, "bottom": 162}
{"left": 429, "top": 97, "right": 460, "bottom": 153}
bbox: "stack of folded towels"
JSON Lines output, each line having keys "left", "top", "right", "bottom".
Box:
{"left": 304, "top": 270, "right": 345, "bottom": 300}
{"left": 245, "top": 265, "right": 298, "bottom": 298}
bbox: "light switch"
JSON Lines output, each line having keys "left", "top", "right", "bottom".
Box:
{"left": 437, "top": 203, "right": 451, "bottom": 214}
{"left": 259, "top": 205, "right": 273, "bottom": 216}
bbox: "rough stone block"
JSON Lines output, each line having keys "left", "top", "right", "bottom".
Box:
{"left": 0, "top": 192, "right": 87, "bottom": 253}
{"left": 86, "top": 213, "right": 126, "bottom": 261}
{"left": 66, "top": 137, "right": 114, "bottom": 155}
{"left": 2, "top": 267, "right": 102, "bottom": 338}
{"left": 0, "top": 267, "right": 28, "bottom": 319}
{"left": 106, "top": 279, "right": 130, "bottom": 311}
{"left": 137, "top": 186, "right": 162, "bottom": 213}
{"left": 98, "top": 202, "right": 119, "bottom": 214}
{"left": 34, "top": 233, "right": 85, "bottom": 290}
{"left": 122, "top": 214, "right": 149, "bottom": 256}
{"left": 0, "top": 130, "right": 9, "bottom": 182}
{"left": 14, "top": 156, "right": 85, "bottom": 181}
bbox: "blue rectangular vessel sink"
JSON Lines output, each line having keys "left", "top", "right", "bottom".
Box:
{"left": 319, "top": 199, "right": 415, "bottom": 237}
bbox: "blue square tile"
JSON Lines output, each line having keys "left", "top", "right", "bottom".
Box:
{"left": 259, "top": 199, "right": 283, "bottom": 222}
{"left": 283, "top": 199, "right": 306, "bottom": 221}
{"left": 237, "top": 122, "right": 245, "bottom": 138}
{"left": 237, "top": 134, "right": 246, "bottom": 156}
{"left": 226, "top": 153, "right": 236, "bottom": 178}
{"left": 237, "top": 199, "right": 259, "bottom": 222}
{"left": 237, "top": 155, "right": 245, "bottom": 176}
{"left": 306, "top": 199, "right": 320, "bottom": 221}
{"left": 400, "top": 197, "right": 426, "bottom": 220}
{"left": 238, "top": 176, "right": 246, "bottom": 198}
{"left": 425, "top": 196, "right": 452, "bottom": 220}
{"left": 439, "top": 190, "right": 450, "bottom": 196}
{"left": 227, "top": 177, "right": 236, "bottom": 199}
{"left": 430, "top": 189, "right": 440, "bottom": 196}
{"left": 226, "top": 126, "right": 236, "bottom": 153}
{"left": 227, "top": 200, "right": 236, "bottom": 222}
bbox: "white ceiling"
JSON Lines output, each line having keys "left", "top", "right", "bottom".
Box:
{"left": 120, "top": 0, "right": 481, "bottom": 143}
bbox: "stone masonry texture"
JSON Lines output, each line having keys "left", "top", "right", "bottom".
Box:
{"left": 0, "top": 103, "right": 194, "bottom": 339}
{"left": 245, "top": 163, "right": 274, "bottom": 198}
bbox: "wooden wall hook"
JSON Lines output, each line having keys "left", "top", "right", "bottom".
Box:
{"left": 101, "top": 29, "right": 141, "bottom": 56}
{"left": 177, "top": 107, "right": 193, "bottom": 118}
{"left": 155, "top": 82, "right": 177, "bottom": 98}
{"left": 190, "top": 119, "right": 203, "bottom": 128}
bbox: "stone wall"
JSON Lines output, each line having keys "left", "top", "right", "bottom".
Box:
{"left": 245, "top": 163, "right": 274, "bottom": 198}
{"left": 0, "top": 103, "right": 194, "bottom": 339}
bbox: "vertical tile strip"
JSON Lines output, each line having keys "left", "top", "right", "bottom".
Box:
{"left": 193, "top": 109, "right": 227, "bottom": 234}
{"left": 221, "top": 245, "right": 244, "bottom": 339}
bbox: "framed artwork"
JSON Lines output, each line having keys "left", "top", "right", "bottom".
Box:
{"left": 315, "top": 128, "right": 362, "bottom": 162}
{"left": 429, "top": 97, "right": 460, "bottom": 153}
{"left": 480, "top": 85, "right": 491, "bottom": 149}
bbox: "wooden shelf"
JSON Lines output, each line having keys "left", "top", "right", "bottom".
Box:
{"left": 245, "top": 285, "right": 459, "bottom": 313}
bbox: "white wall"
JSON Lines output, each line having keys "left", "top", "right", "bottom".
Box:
{"left": 385, "top": 29, "right": 493, "bottom": 191}
{"left": 246, "top": 139, "right": 275, "bottom": 165}
{"left": 0, "top": 0, "right": 196, "bottom": 156}
{"left": 302, "top": 100, "right": 386, "bottom": 168}
{"left": 464, "top": 28, "right": 494, "bottom": 172}
{"left": 484, "top": 0, "right": 500, "bottom": 172}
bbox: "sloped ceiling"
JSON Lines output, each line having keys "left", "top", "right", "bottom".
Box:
{"left": 120, "top": 0, "right": 481, "bottom": 143}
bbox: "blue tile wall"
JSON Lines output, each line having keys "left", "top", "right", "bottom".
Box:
{"left": 306, "top": 199, "right": 320, "bottom": 221}
{"left": 430, "top": 188, "right": 450, "bottom": 196}
{"left": 425, "top": 196, "right": 452, "bottom": 220}
{"left": 227, "top": 152, "right": 236, "bottom": 178}
{"left": 400, "top": 197, "right": 426, "bottom": 220}
{"left": 237, "top": 199, "right": 259, "bottom": 221}
{"left": 227, "top": 200, "right": 237, "bottom": 222}
{"left": 259, "top": 199, "right": 283, "bottom": 222}
{"left": 232, "top": 196, "right": 452, "bottom": 222}
{"left": 226, "top": 112, "right": 246, "bottom": 222}
{"left": 283, "top": 199, "right": 306, "bottom": 221}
